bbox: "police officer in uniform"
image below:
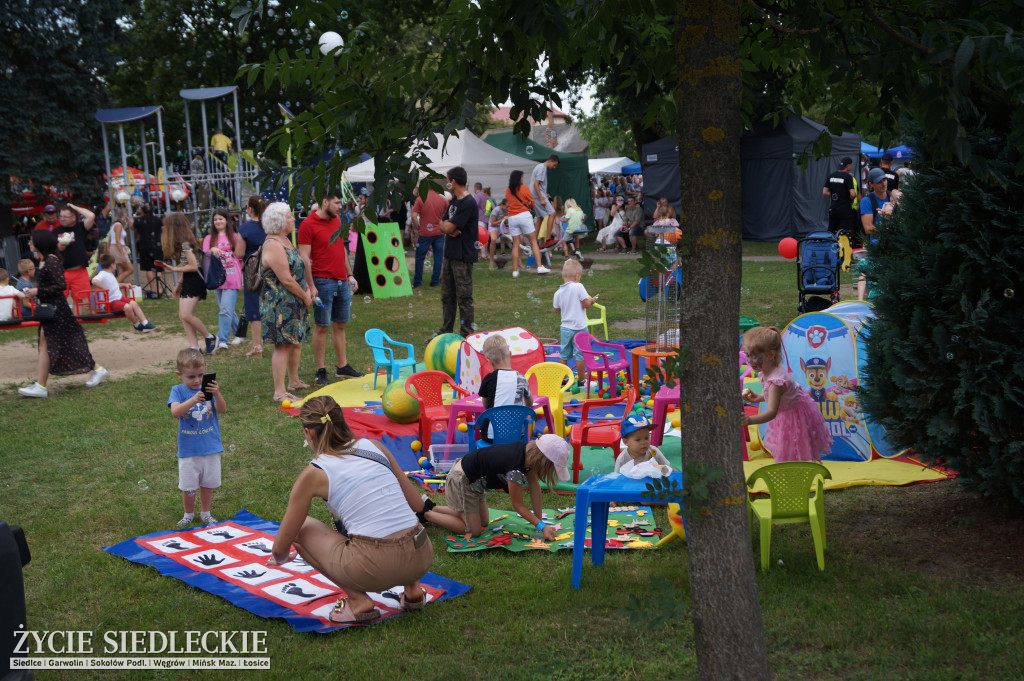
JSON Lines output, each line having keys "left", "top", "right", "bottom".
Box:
{"left": 823, "top": 157, "right": 860, "bottom": 246}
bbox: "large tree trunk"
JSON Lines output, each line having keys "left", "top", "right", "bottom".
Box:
{"left": 676, "top": 2, "right": 771, "bottom": 679}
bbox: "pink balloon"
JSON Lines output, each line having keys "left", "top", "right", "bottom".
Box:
{"left": 778, "top": 237, "right": 798, "bottom": 260}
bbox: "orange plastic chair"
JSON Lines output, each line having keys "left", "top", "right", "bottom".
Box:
{"left": 568, "top": 386, "right": 637, "bottom": 483}
{"left": 405, "top": 370, "right": 470, "bottom": 448}
{"left": 524, "top": 362, "right": 574, "bottom": 437}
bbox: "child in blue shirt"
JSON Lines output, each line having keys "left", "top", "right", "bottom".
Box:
{"left": 169, "top": 348, "right": 227, "bottom": 527}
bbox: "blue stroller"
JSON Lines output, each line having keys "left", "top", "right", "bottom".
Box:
{"left": 797, "top": 231, "right": 841, "bottom": 312}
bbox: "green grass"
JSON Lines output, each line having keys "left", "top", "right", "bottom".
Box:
{"left": 1, "top": 242, "right": 1020, "bottom": 680}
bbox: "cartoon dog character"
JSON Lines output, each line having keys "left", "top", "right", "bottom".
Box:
{"left": 839, "top": 394, "right": 861, "bottom": 425}
{"left": 801, "top": 357, "right": 831, "bottom": 402}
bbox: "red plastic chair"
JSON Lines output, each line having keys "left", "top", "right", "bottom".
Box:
{"left": 574, "top": 331, "right": 632, "bottom": 398}
{"left": 568, "top": 386, "right": 637, "bottom": 483}
{"left": 405, "top": 370, "right": 470, "bottom": 447}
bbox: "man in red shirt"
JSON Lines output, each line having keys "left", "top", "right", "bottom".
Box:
{"left": 35, "top": 205, "right": 59, "bottom": 231}
{"left": 297, "top": 188, "right": 365, "bottom": 386}
{"left": 411, "top": 186, "right": 449, "bottom": 288}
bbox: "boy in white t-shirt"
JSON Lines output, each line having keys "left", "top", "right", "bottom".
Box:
{"left": 0, "top": 267, "right": 27, "bottom": 322}
{"left": 92, "top": 254, "right": 156, "bottom": 332}
{"left": 552, "top": 259, "right": 597, "bottom": 383}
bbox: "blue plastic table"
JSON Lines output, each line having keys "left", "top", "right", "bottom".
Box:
{"left": 571, "top": 470, "right": 685, "bottom": 589}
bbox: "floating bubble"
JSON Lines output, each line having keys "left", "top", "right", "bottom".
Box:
{"left": 228, "top": 444, "right": 236, "bottom": 452}
{"left": 471, "top": 323, "right": 479, "bottom": 330}
{"left": 386, "top": 400, "right": 394, "bottom": 408}
{"left": 474, "top": 241, "right": 481, "bottom": 249}
{"left": 185, "top": 60, "right": 191, "bottom": 66}
{"left": 533, "top": 318, "right": 539, "bottom": 324}
{"left": 760, "top": 267, "right": 764, "bottom": 272}
{"left": 951, "top": 335, "right": 959, "bottom": 342}
{"left": 946, "top": 352, "right": 954, "bottom": 360}
{"left": 416, "top": 290, "right": 423, "bottom": 296}
{"left": 185, "top": 488, "right": 196, "bottom": 498}
{"left": 525, "top": 145, "right": 534, "bottom": 155}
{"left": 1005, "top": 288, "right": 1015, "bottom": 298}
{"left": 205, "top": 51, "right": 212, "bottom": 58}
{"left": 277, "top": 28, "right": 285, "bottom": 35}
{"left": 408, "top": 312, "right": 414, "bottom": 318}
{"left": 127, "top": 460, "right": 134, "bottom": 468}
{"left": 613, "top": 119, "right": 619, "bottom": 125}
{"left": 254, "top": 394, "right": 260, "bottom": 400}
{"left": 246, "top": 46, "right": 252, "bottom": 53}
{"left": 587, "top": 270, "right": 594, "bottom": 277}
{"left": 340, "top": 10, "right": 349, "bottom": 19}
{"left": 514, "top": 312, "right": 520, "bottom": 318}
{"left": 363, "top": 296, "right": 371, "bottom": 304}
{"left": 527, "top": 290, "right": 534, "bottom": 297}
{"left": 137, "top": 479, "right": 149, "bottom": 492}
{"left": 164, "top": 60, "right": 171, "bottom": 67}
{"left": 362, "top": 384, "right": 370, "bottom": 391}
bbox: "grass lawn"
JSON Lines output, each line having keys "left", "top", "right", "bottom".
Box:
{"left": 1, "top": 240, "right": 1021, "bottom": 680}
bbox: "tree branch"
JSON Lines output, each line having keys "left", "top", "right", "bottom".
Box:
{"left": 747, "top": 0, "right": 820, "bottom": 34}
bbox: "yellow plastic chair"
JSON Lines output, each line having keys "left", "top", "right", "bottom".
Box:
{"left": 524, "top": 362, "right": 574, "bottom": 437}
{"left": 746, "top": 462, "right": 831, "bottom": 571}
{"left": 586, "top": 302, "right": 608, "bottom": 340}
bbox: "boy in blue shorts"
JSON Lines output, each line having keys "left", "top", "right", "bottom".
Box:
{"left": 169, "top": 348, "right": 227, "bottom": 527}
{"left": 552, "top": 259, "right": 597, "bottom": 384}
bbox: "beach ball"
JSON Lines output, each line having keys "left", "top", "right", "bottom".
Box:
{"left": 424, "top": 333, "right": 462, "bottom": 377}
{"left": 778, "top": 237, "right": 798, "bottom": 260}
{"left": 318, "top": 31, "right": 344, "bottom": 55}
{"left": 382, "top": 378, "right": 420, "bottom": 423}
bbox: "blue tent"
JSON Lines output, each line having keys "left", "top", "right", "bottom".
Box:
{"left": 861, "top": 143, "right": 914, "bottom": 160}
{"left": 621, "top": 161, "right": 642, "bottom": 174}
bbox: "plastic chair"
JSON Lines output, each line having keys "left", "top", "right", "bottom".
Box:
{"left": 365, "top": 328, "right": 417, "bottom": 389}
{"left": 472, "top": 405, "right": 536, "bottom": 451}
{"left": 567, "top": 386, "right": 637, "bottom": 483}
{"left": 536, "top": 338, "right": 561, "bottom": 363}
{"left": 405, "top": 370, "right": 470, "bottom": 447}
{"left": 524, "top": 362, "right": 574, "bottom": 437}
{"left": 586, "top": 302, "right": 608, "bottom": 340}
{"left": 746, "top": 462, "right": 832, "bottom": 571}
{"left": 650, "top": 384, "right": 679, "bottom": 446}
{"left": 574, "top": 332, "right": 631, "bottom": 398}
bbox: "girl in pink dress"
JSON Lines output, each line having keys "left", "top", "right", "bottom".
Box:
{"left": 740, "top": 327, "right": 832, "bottom": 462}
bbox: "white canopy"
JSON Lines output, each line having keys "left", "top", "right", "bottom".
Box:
{"left": 344, "top": 129, "right": 539, "bottom": 197}
{"left": 588, "top": 157, "right": 636, "bottom": 175}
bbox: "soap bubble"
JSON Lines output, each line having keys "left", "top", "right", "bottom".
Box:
{"left": 525, "top": 145, "right": 534, "bottom": 154}
{"left": 946, "top": 352, "right": 954, "bottom": 360}
{"left": 533, "top": 318, "right": 539, "bottom": 324}
{"left": 415, "top": 290, "right": 423, "bottom": 296}
{"left": 185, "top": 60, "right": 191, "bottom": 66}
{"left": 474, "top": 241, "right": 481, "bottom": 249}
{"left": 362, "top": 384, "right": 370, "bottom": 391}
{"left": 386, "top": 400, "right": 394, "bottom": 408}
{"left": 760, "top": 267, "right": 764, "bottom": 272}
{"left": 164, "top": 60, "right": 171, "bottom": 67}
{"left": 205, "top": 50, "right": 212, "bottom": 58}
{"left": 527, "top": 290, "right": 534, "bottom": 297}
{"left": 363, "top": 296, "right": 371, "bottom": 304}
{"left": 587, "top": 270, "right": 594, "bottom": 277}
{"left": 340, "top": 10, "right": 349, "bottom": 19}
{"left": 471, "top": 323, "right": 479, "bottom": 330}
{"left": 137, "top": 479, "right": 149, "bottom": 492}
{"left": 951, "top": 335, "right": 959, "bottom": 342}
{"left": 408, "top": 312, "right": 414, "bottom": 318}
{"left": 185, "top": 488, "right": 196, "bottom": 498}
{"left": 228, "top": 444, "right": 236, "bottom": 452}
{"left": 590, "top": 466, "right": 602, "bottom": 479}
{"left": 127, "top": 460, "right": 134, "bottom": 468}
{"left": 1005, "top": 288, "right": 1015, "bottom": 298}
{"left": 514, "top": 312, "right": 520, "bottom": 318}
{"left": 612, "top": 119, "right": 619, "bottom": 125}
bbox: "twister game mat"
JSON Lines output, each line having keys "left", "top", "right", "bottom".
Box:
{"left": 104, "top": 510, "right": 471, "bottom": 633}
{"left": 445, "top": 505, "right": 662, "bottom": 553}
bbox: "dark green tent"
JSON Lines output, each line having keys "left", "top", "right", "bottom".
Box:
{"left": 482, "top": 131, "right": 593, "bottom": 228}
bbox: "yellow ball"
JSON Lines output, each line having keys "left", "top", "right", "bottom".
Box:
{"left": 282, "top": 400, "right": 292, "bottom": 408}
{"left": 382, "top": 378, "right": 420, "bottom": 423}
{"left": 457, "top": 423, "right": 468, "bottom": 433}
{"left": 670, "top": 415, "right": 681, "bottom": 428}
{"left": 646, "top": 399, "right": 654, "bottom": 407}
{"left": 411, "top": 440, "right": 423, "bottom": 452}
{"left": 418, "top": 456, "right": 429, "bottom": 467}
{"left": 749, "top": 441, "right": 762, "bottom": 451}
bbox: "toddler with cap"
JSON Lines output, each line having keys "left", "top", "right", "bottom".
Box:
{"left": 614, "top": 413, "right": 673, "bottom": 475}
{"left": 423, "top": 434, "right": 571, "bottom": 541}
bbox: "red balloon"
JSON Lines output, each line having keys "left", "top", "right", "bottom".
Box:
{"left": 478, "top": 224, "right": 489, "bottom": 245}
{"left": 778, "top": 237, "right": 798, "bottom": 260}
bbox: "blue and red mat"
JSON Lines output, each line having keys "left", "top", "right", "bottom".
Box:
{"left": 103, "top": 510, "right": 471, "bottom": 633}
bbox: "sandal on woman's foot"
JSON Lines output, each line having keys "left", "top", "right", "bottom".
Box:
{"left": 400, "top": 587, "right": 426, "bottom": 611}
{"left": 329, "top": 598, "right": 381, "bottom": 624}
{"left": 246, "top": 345, "right": 263, "bottom": 357}
{"left": 287, "top": 381, "right": 310, "bottom": 391}
{"left": 273, "top": 392, "right": 300, "bottom": 403}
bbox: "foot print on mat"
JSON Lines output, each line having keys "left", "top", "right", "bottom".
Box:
{"left": 281, "top": 582, "right": 316, "bottom": 599}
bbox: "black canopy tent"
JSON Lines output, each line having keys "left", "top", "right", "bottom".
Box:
{"left": 636, "top": 116, "right": 860, "bottom": 241}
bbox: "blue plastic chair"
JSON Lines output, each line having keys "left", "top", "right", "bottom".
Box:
{"left": 471, "top": 405, "right": 536, "bottom": 452}
{"left": 365, "top": 328, "right": 417, "bottom": 389}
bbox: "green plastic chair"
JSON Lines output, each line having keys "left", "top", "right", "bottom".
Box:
{"left": 746, "top": 462, "right": 831, "bottom": 571}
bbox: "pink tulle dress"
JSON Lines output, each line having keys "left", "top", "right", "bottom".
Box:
{"left": 760, "top": 365, "right": 833, "bottom": 462}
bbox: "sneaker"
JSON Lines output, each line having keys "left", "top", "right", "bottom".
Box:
{"left": 201, "top": 515, "right": 218, "bottom": 526}
{"left": 176, "top": 516, "right": 194, "bottom": 528}
{"left": 204, "top": 336, "right": 216, "bottom": 354}
{"left": 85, "top": 366, "right": 108, "bottom": 388}
{"left": 141, "top": 321, "right": 157, "bottom": 332}
{"left": 216, "top": 342, "right": 229, "bottom": 352}
{"left": 536, "top": 265, "right": 551, "bottom": 275}
{"left": 230, "top": 337, "right": 243, "bottom": 345}
{"left": 575, "top": 250, "right": 584, "bottom": 261}
{"left": 336, "top": 364, "right": 365, "bottom": 379}
{"left": 314, "top": 368, "right": 329, "bottom": 386}
{"left": 134, "top": 322, "right": 144, "bottom": 331}
{"left": 18, "top": 382, "right": 48, "bottom": 398}
{"left": 512, "top": 271, "right": 519, "bottom": 279}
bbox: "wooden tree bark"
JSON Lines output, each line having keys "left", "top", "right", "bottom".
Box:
{"left": 675, "top": 2, "right": 771, "bottom": 679}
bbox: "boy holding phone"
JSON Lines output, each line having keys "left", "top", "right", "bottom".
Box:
{"left": 168, "top": 348, "right": 228, "bottom": 527}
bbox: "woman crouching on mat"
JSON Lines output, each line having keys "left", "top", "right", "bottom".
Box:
{"left": 269, "top": 396, "right": 433, "bottom": 624}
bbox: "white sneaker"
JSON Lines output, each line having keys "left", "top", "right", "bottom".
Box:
{"left": 85, "top": 366, "right": 108, "bottom": 388}
{"left": 230, "top": 337, "right": 243, "bottom": 345}
{"left": 512, "top": 271, "right": 519, "bottom": 279}
{"left": 216, "top": 342, "right": 229, "bottom": 351}
{"left": 18, "top": 382, "right": 48, "bottom": 398}
{"left": 536, "top": 266, "right": 551, "bottom": 275}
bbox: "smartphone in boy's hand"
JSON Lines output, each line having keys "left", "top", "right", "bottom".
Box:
{"left": 201, "top": 372, "right": 216, "bottom": 401}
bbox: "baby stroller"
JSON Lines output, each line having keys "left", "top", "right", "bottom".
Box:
{"left": 796, "top": 231, "right": 841, "bottom": 312}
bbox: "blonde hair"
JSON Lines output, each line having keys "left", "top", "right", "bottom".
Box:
{"left": 299, "top": 396, "right": 355, "bottom": 456}
{"left": 482, "top": 334, "right": 510, "bottom": 366}
{"left": 176, "top": 347, "right": 206, "bottom": 372}
{"left": 162, "top": 212, "right": 199, "bottom": 260}
{"left": 17, "top": 259, "right": 35, "bottom": 276}
{"left": 561, "top": 259, "right": 582, "bottom": 279}
{"left": 524, "top": 441, "right": 557, "bottom": 491}
{"left": 565, "top": 198, "right": 579, "bottom": 211}
{"left": 743, "top": 326, "right": 783, "bottom": 367}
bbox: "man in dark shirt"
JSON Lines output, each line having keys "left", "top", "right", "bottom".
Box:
{"left": 54, "top": 204, "right": 95, "bottom": 299}
{"left": 133, "top": 204, "right": 164, "bottom": 298}
{"left": 823, "top": 156, "right": 860, "bottom": 245}
{"left": 434, "top": 166, "right": 478, "bottom": 339}
{"left": 878, "top": 152, "right": 900, "bottom": 193}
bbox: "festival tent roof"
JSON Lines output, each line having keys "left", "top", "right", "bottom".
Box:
{"left": 862, "top": 143, "right": 914, "bottom": 160}
{"left": 344, "top": 129, "right": 547, "bottom": 198}
{"left": 588, "top": 157, "right": 636, "bottom": 174}
{"left": 621, "top": 160, "right": 642, "bottom": 175}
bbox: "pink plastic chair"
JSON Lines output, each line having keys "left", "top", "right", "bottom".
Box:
{"left": 650, "top": 384, "right": 679, "bottom": 446}
{"left": 574, "top": 332, "right": 631, "bottom": 398}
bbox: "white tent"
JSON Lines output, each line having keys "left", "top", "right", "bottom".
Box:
{"left": 588, "top": 157, "right": 636, "bottom": 175}
{"left": 344, "top": 129, "right": 538, "bottom": 197}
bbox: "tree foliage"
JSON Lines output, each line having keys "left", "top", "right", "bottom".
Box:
{"left": 0, "top": 0, "right": 127, "bottom": 204}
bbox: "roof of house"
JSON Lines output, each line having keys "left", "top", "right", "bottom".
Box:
{"left": 489, "top": 105, "right": 568, "bottom": 124}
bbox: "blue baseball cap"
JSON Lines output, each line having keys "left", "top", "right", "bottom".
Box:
{"left": 620, "top": 413, "right": 653, "bottom": 438}
{"left": 804, "top": 357, "right": 829, "bottom": 368}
